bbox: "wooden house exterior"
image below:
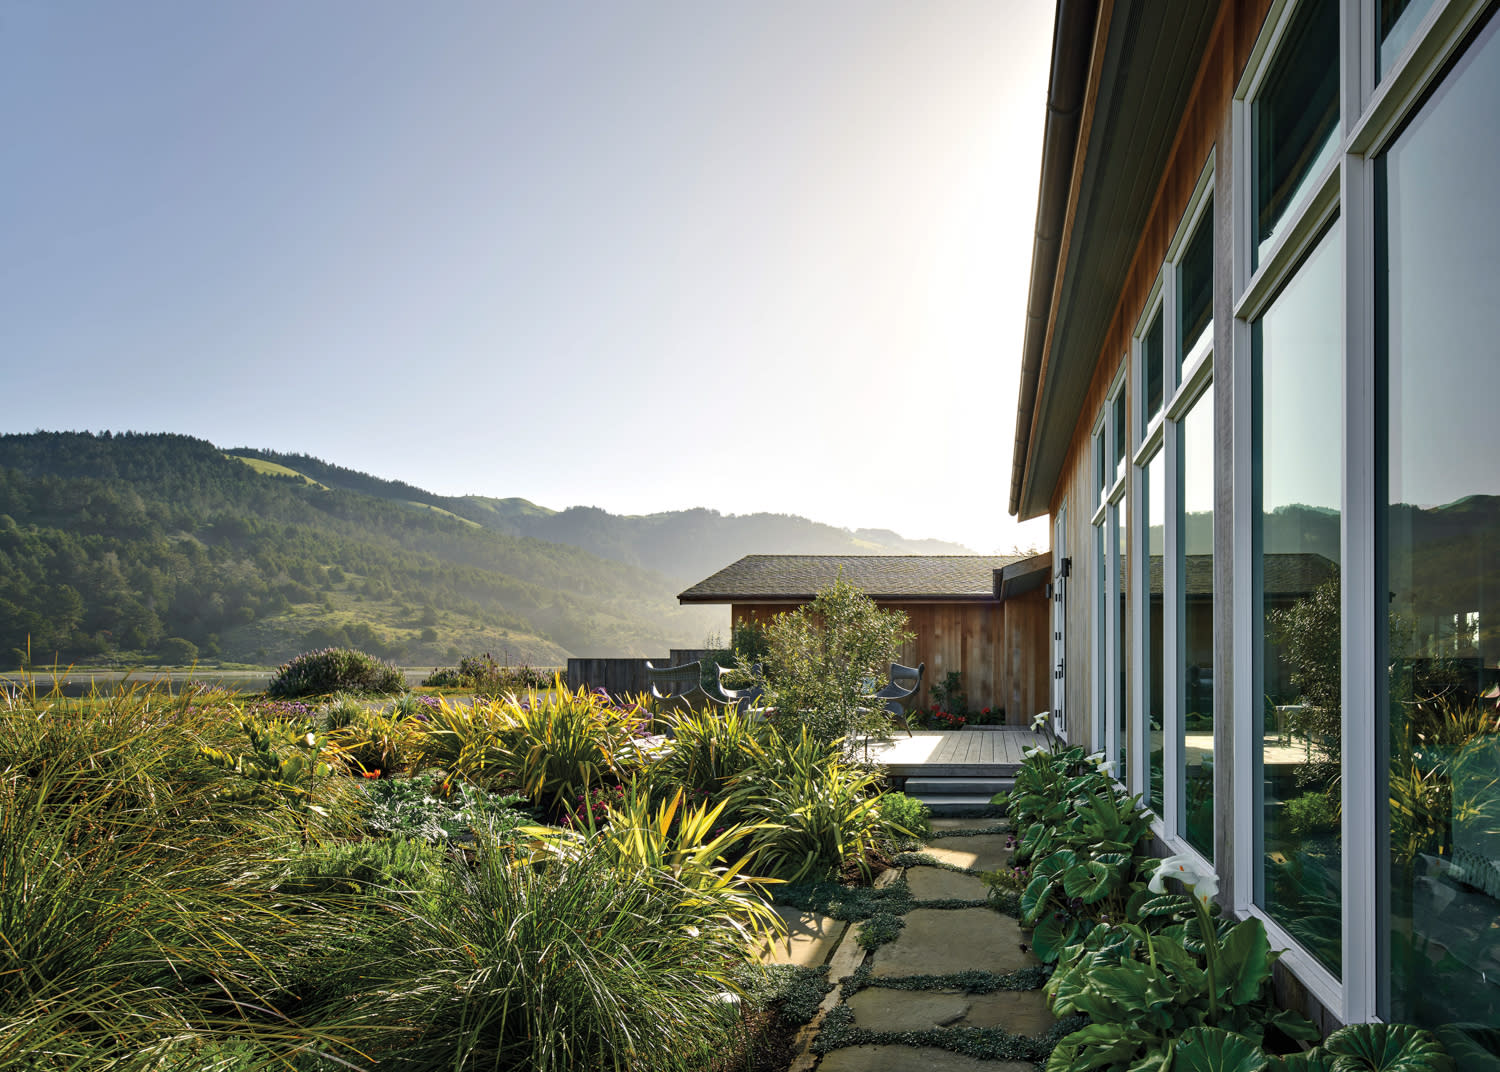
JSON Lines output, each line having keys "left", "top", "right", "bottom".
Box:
{"left": 678, "top": 554, "right": 1052, "bottom": 720}
{"left": 1012, "top": 0, "right": 1500, "bottom": 1037}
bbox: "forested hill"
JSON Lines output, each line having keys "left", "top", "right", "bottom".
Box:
{"left": 0, "top": 431, "right": 720, "bottom": 668}
{"left": 232, "top": 448, "right": 975, "bottom": 583}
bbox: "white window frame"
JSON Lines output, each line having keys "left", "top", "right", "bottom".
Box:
{"left": 1138, "top": 151, "right": 1217, "bottom": 871}
{"left": 1229, "top": 0, "right": 1493, "bottom": 1027}
{"left": 1094, "top": 365, "right": 1129, "bottom": 784}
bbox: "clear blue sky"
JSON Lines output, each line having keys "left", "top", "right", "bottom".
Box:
{"left": 0, "top": 1, "right": 1054, "bottom": 553}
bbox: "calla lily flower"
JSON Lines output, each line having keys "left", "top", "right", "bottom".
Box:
{"left": 1023, "top": 746, "right": 1045, "bottom": 758}
{"left": 1149, "top": 853, "right": 1219, "bottom": 904}
{"left": 1031, "top": 711, "right": 1050, "bottom": 730}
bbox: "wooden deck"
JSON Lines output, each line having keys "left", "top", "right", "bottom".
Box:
{"left": 862, "top": 727, "right": 1045, "bottom": 777}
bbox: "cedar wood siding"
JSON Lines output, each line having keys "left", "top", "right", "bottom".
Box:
{"left": 1047, "top": 0, "right": 1270, "bottom": 910}
{"left": 731, "top": 595, "right": 1050, "bottom": 721}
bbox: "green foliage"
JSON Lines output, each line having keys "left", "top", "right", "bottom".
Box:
{"left": 268, "top": 647, "right": 406, "bottom": 697}
{"left": 360, "top": 775, "right": 534, "bottom": 843}
{"left": 281, "top": 835, "right": 446, "bottom": 900}
{"left": 158, "top": 635, "right": 199, "bottom": 664}
{"left": 197, "top": 716, "right": 335, "bottom": 815}
{"left": 420, "top": 652, "right": 551, "bottom": 693}
{"left": 645, "top": 705, "right": 771, "bottom": 799}
{"left": 1284, "top": 789, "right": 1340, "bottom": 838}
{"left": 758, "top": 574, "right": 914, "bottom": 746}
{"left": 326, "top": 705, "right": 417, "bottom": 777}
{"left": 879, "top": 791, "right": 932, "bottom": 838}
{"left": 727, "top": 727, "right": 889, "bottom": 882}
{"left": 1130, "top": 1023, "right": 1457, "bottom": 1072}
{"left": 363, "top": 826, "right": 751, "bottom": 1072}
{"left": 930, "top": 670, "right": 969, "bottom": 718}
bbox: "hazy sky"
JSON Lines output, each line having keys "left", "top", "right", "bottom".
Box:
{"left": 0, "top": 1, "right": 1054, "bottom": 553}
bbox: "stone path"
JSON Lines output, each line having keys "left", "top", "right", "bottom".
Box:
{"left": 767, "top": 817, "right": 1062, "bottom": 1071}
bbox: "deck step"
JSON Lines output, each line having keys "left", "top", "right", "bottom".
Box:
{"left": 905, "top": 777, "right": 1012, "bottom": 796}
{"left": 917, "top": 794, "right": 1008, "bottom": 818}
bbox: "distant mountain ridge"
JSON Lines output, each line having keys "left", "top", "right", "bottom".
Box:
{"left": 230, "top": 448, "right": 976, "bottom": 583}
{"left": 0, "top": 432, "right": 974, "bottom": 669}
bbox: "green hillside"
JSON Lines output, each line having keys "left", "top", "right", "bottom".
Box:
{"left": 0, "top": 432, "right": 719, "bottom": 668}
{"left": 230, "top": 447, "right": 975, "bottom": 583}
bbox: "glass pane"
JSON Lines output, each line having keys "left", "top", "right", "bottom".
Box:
{"left": 1113, "top": 391, "right": 1127, "bottom": 485}
{"left": 1095, "top": 430, "right": 1107, "bottom": 508}
{"left": 1145, "top": 448, "right": 1166, "bottom": 815}
{"left": 1380, "top": 0, "right": 1437, "bottom": 79}
{"left": 1180, "top": 391, "right": 1215, "bottom": 859}
{"left": 1115, "top": 502, "right": 1129, "bottom": 779}
{"left": 1096, "top": 522, "right": 1108, "bottom": 750}
{"left": 1252, "top": 0, "right": 1338, "bottom": 271}
{"left": 1378, "top": 11, "right": 1500, "bottom": 1033}
{"left": 1252, "top": 218, "right": 1343, "bottom": 976}
{"left": 1178, "top": 199, "right": 1213, "bottom": 376}
{"left": 1143, "top": 308, "right": 1165, "bottom": 426}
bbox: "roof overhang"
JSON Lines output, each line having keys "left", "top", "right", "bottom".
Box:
{"left": 1009, "top": 0, "right": 1221, "bottom": 520}
{"left": 994, "top": 551, "right": 1053, "bottom": 601}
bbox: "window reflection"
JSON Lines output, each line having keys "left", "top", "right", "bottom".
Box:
{"left": 1180, "top": 392, "right": 1214, "bottom": 859}
{"left": 1143, "top": 309, "right": 1164, "bottom": 426}
{"left": 1378, "top": 11, "right": 1500, "bottom": 1037}
{"left": 1178, "top": 200, "right": 1213, "bottom": 374}
{"left": 1253, "top": 218, "right": 1343, "bottom": 975}
{"left": 1252, "top": 0, "right": 1338, "bottom": 270}
{"left": 1146, "top": 448, "right": 1166, "bottom": 814}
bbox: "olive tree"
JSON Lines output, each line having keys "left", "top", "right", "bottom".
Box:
{"left": 758, "top": 575, "right": 913, "bottom": 747}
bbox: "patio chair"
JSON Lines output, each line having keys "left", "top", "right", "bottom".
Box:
{"left": 713, "top": 662, "right": 765, "bottom": 716}
{"left": 870, "top": 661, "right": 923, "bottom": 737}
{"left": 645, "top": 659, "right": 704, "bottom": 719}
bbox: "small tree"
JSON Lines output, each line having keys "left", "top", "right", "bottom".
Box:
{"left": 758, "top": 575, "right": 913, "bottom": 747}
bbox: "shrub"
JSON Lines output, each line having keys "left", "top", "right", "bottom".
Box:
{"left": 728, "top": 727, "right": 888, "bottom": 882}
{"left": 326, "top": 706, "right": 417, "bottom": 777}
{"left": 878, "top": 791, "right": 932, "bottom": 838}
{"left": 268, "top": 647, "right": 406, "bottom": 697}
{"left": 645, "top": 705, "right": 771, "bottom": 799}
{"left": 281, "top": 835, "right": 446, "bottom": 900}
{"left": 421, "top": 653, "right": 552, "bottom": 693}
{"left": 360, "top": 775, "right": 534, "bottom": 844}
{"left": 158, "top": 636, "right": 199, "bottom": 665}
{"left": 758, "top": 575, "right": 913, "bottom": 747}
{"left": 366, "top": 827, "right": 751, "bottom": 1072}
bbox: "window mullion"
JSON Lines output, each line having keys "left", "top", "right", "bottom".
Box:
{"left": 1163, "top": 419, "right": 1182, "bottom": 838}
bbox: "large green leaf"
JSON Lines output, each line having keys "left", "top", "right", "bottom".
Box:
{"left": 1216, "top": 919, "right": 1274, "bottom": 1004}
{"left": 1064, "top": 859, "right": 1115, "bottom": 902}
{"left": 1433, "top": 1025, "right": 1500, "bottom": 1072}
{"left": 1322, "top": 1023, "right": 1454, "bottom": 1072}
{"left": 1046, "top": 1023, "right": 1153, "bottom": 1072}
{"left": 1168, "top": 1027, "right": 1270, "bottom": 1072}
{"left": 1021, "top": 871, "right": 1053, "bottom": 925}
{"left": 1032, "top": 912, "right": 1084, "bottom": 964}
{"left": 1271, "top": 1053, "right": 1337, "bottom": 1072}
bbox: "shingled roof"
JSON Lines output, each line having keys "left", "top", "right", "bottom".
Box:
{"left": 678, "top": 555, "right": 1026, "bottom": 604}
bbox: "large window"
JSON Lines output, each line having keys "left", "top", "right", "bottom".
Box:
{"left": 1251, "top": 218, "right": 1343, "bottom": 976}
{"left": 1179, "top": 391, "right": 1214, "bottom": 859}
{"left": 1377, "top": 9, "right": 1500, "bottom": 1033}
{"left": 1144, "top": 447, "right": 1166, "bottom": 815}
{"left": 1251, "top": 0, "right": 1338, "bottom": 270}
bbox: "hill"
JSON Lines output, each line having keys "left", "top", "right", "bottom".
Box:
{"left": 0, "top": 432, "right": 721, "bottom": 668}
{"left": 230, "top": 448, "right": 975, "bottom": 582}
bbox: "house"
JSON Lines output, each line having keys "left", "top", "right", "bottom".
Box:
{"left": 1011, "top": 0, "right": 1499, "bottom": 1035}
{"left": 677, "top": 554, "right": 1051, "bottom": 718}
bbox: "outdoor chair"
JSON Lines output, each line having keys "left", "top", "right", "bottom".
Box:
{"left": 644, "top": 659, "right": 705, "bottom": 722}
{"left": 870, "top": 661, "right": 924, "bottom": 737}
{"left": 712, "top": 662, "right": 765, "bottom": 716}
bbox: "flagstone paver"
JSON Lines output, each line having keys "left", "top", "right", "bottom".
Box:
{"left": 869, "top": 908, "right": 1036, "bottom": 978}
{"left": 816, "top": 1046, "right": 1034, "bottom": 1072}
{"left": 918, "top": 836, "right": 1013, "bottom": 872}
{"left": 760, "top": 906, "right": 849, "bottom": 967}
{"left": 903, "top": 865, "right": 991, "bottom": 901}
{"left": 785, "top": 820, "right": 1060, "bottom": 1070}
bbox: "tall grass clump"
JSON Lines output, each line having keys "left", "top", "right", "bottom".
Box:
{"left": 364, "top": 824, "right": 751, "bottom": 1072}
{"left": 268, "top": 647, "right": 406, "bottom": 698}
{"left": 0, "top": 682, "right": 364, "bottom": 1070}
{"left": 644, "top": 706, "right": 771, "bottom": 799}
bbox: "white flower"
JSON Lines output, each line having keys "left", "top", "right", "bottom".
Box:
{"left": 1031, "top": 711, "right": 1050, "bottom": 730}
{"left": 1148, "top": 853, "right": 1219, "bottom": 904}
{"left": 1023, "top": 746, "right": 1045, "bottom": 758}
{"left": 1084, "top": 751, "right": 1108, "bottom": 769}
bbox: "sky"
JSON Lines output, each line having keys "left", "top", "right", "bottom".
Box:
{"left": 0, "top": 1, "right": 1055, "bottom": 554}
